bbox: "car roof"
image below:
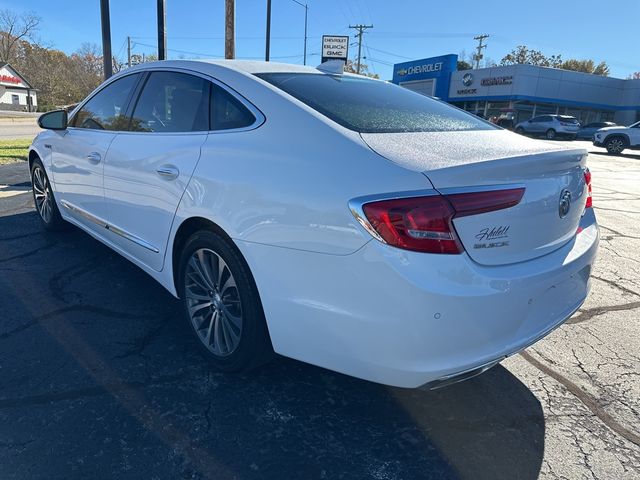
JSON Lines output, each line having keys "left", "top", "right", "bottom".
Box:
{"left": 128, "top": 59, "right": 322, "bottom": 75}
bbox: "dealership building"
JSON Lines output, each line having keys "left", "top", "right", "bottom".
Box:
{"left": 392, "top": 54, "right": 640, "bottom": 125}
{"left": 0, "top": 63, "right": 37, "bottom": 112}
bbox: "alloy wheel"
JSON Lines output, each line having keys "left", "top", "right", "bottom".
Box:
{"left": 607, "top": 138, "right": 624, "bottom": 154}
{"left": 184, "top": 248, "right": 243, "bottom": 356}
{"left": 32, "top": 166, "right": 53, "bottom": 223}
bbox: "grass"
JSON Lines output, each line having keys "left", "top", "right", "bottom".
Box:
{"left": 0, "top": 139, "right": 30, "bottom": 164}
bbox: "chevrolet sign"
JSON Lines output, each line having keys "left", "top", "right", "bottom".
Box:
{"left": 397, "top": 62, "right": 444, "bottom": 76}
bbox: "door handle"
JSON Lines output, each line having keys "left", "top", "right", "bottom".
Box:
{"left": 86, "top": 152, "right": 101, "bottom": 164}
{"left": 156, "top": 165, "right": 179, "bottom": 180}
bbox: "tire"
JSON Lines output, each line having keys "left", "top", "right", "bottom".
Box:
{"left": 545, "top": 129, "right": 557, "bottom": 140}
{"left": 605, "top": 136, "right": 627, "bottom": 155}
{"left": 177, "top": 230, "right": 273, "bottom": 372}
{"left": 30, "top": 157, "right": 66, "bottom": 230}
{"left": 515, "top": 127, "right": 525, "bottom": 135}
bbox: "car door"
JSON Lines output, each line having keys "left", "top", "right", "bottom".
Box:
{"left": 51, "top": 73, "right": 141, "bottom": 236}
{"left": 526, "top": 116, "right": 542, "bottom": 133}
{"left": 628, "top": 122, "right": 640, "bottom": 145}
{"left": 102, "top": 70, "right": 211, "bottom": 271}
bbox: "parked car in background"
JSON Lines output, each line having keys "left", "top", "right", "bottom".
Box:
{"left": 29, "top": 60, "right": 598, "bottom": 389}
{"left": 576, "top": 121, "right": 616, "bottom": 140}
{"left": 593, "top": 121, "right": 640, "bottom": 154}
{"left": 515, "top": 115, "right": 580, "bottom": 140}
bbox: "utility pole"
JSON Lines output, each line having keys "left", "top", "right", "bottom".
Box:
{"left": 157, "top": 0, "right": 167, "bottom": 60}
{"left": 127, "top": 36, "right": 132, "bottom": 68}
{"left": 291, "top": 0, "right": 308, "bottom": 65}
{"left": 100, "top": 0, "right": 113, "bottom": 79}
{"left": 265, "top": 0, "right": 272, "bottom": 61}
{"left": 225, "top": 0, "right": 235, "bottom": 59}
{"left": 473, "top": 34, "right": 489, "bottom": 69}
{"left": 349, "top": 24, "right": 373, "bottom": 74}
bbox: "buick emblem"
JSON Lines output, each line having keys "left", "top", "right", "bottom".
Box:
{"left": 462, "top": 73, "right": 474, "bottom": 86}
{"left": 558, "top": 189, "right": 572, "bottom": 218}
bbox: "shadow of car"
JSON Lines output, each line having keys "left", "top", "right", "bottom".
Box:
{"left": 0, "top": 201, "right": 547, "bottom": 479}
{"left": 576, "top": 122, "right": 616, "bottom": 140}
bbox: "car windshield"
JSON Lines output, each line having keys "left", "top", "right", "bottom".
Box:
{"left": 256, "top": 72, "right": 495, "bottom": 133}
{"left": 558, "top": 116, "right": 579, "bottom": 123}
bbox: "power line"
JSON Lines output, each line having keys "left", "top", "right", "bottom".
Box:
{"left": 365, "top": 45, "right": 413, "bottom": 60}
{"left": 349, "top": 24, "right": 373, "bottom": 74}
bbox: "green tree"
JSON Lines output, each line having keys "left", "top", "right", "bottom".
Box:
{"left": 344, "top": 59, "right": 379, "bottom": 79}
{"left": 457, "top": 60, "right": 472, "bottom": 71}
{"left": 500, "top": 45, "right": 609, "bottom": 76}
{"left": 628, "top": 72, "right": 640, "bottom": 80}
{"left": 561, "top": 59, "right": 610, "bottom": 76}
{"left": 500, "top": 45, "right": 555, "bottom": 67}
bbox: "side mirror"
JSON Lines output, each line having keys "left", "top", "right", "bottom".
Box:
{"left": 38, "top": 109, "right": 68, "bottom": 130}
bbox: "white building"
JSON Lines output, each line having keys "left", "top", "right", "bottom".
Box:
{"left": 0, "top": 63, "right": 37, "bottom": 112}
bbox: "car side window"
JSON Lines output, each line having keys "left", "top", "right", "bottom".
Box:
{"left": 210, "top": 84, "right": 256, "bottom": 131}
{"left": 530, "top": 117, "right": 542, "bottom": 123}
{"left": 130, "top": 71, "right": 209, "bottom": 132}
{"left": 70, "top": 74, "right": 140, "bottom": 130}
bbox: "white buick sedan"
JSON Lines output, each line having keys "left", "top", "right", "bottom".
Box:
{"left": 29, "top": 60, "right": 598, "bottom": 388}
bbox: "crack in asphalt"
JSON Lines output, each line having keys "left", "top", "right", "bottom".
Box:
{"left": 112, "top": 320, "right": 170, "bottom": 359}
{"left": 590, "top": 274, "right": 640, "bottom": 297}
{"left": 48, "top": 256, "right": 102, "bottom": 304}
{"left": 0, "top": 305, "right": 146, "bottom": 341}
{"left": 0, "top": 240, "right": 56, "bottom": 264}
{"left": 0, "top": 231, "right": 44, "bottom": 242}
{"left": 566, "top": 301, "right": 640, "bottom": 324}
{"left": 0, "top": 439, "right": 35, "bottom": 449}
{"left": 520, "top": 350, "right": 640, "bottom": 448}
{"left": 0, "top": 371, "right": 192, "bottom": 410}
{"left": 598, "top": 224, "right": 640, "bottom": 240}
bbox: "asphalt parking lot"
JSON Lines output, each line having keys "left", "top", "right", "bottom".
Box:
{"left": 0, "top": 140, "right": 638, "bottom": 479}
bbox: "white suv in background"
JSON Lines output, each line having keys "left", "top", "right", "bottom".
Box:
{"left": 593, "top": 121, "right": 640, "bottom": 154}
{"left": 515, "top": 115, "right": 580, "bottom": 140}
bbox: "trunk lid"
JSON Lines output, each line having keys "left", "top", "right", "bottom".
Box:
{"left": 361, "top": 130, "right": 589, "bottom": 266}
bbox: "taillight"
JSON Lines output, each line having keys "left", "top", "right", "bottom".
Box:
{"left": 359, "top": 188, "right": 525, "bottom": 254}
{"left": 584, "top": 168, "right": 592, "bottom": 208}
{"left": 445, "top": 188, "right": 525, "bottom": 218}
{"left": 362, "top": 196, "right": 461, "bottom": 254}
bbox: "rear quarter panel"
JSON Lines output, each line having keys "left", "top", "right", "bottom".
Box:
{"left": 173, "top": 75, "right": 432, "bottom": 256}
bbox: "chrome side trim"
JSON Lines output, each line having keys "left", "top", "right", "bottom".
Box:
{"left": 60, "top": 200, "right": 159, "bottom": 253}
{"left": 106, "top": 224, "right": 160, "bottom": 253}
{"left": 348, "top": 189, "right": 440, "bottom": 244}
{"left": 60, "top": 200, "right": 108, "bottom": 228}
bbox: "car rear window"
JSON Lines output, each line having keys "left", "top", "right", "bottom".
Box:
{"left": 256, "top": 72, "right": 495, "bottom": 134}
{"left": 558, "top": 116, "right": 579, "bottom": 123}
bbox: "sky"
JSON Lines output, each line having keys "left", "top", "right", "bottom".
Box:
{"left": 2, "top": 0, "right": 639, "bottom": 80}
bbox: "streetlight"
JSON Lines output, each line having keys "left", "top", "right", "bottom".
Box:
{"left": 291, "top": 0, "right": 308, "bottom": 65}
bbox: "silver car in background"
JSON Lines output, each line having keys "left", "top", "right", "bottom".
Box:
{"left": 515, "top": 115, "right": 580, "bottom": 140}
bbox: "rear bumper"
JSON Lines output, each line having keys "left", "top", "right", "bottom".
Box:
{"left": 237, "top": 209, "right": 599, "bottom": 388}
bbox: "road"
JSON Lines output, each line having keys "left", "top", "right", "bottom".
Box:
{"left": 0, "top": 117, "right": 42, "bottom": 140}
{"left": 0, "top": 141, "right": 638, "bottom": 479}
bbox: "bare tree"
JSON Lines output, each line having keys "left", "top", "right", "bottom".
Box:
{"left": 0, "top": 9, "right": 41, "bottom": 62}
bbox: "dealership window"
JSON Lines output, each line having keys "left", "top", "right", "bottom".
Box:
{"left": 534, "top": 103, "right": 558, "bottom": 116}
{"left": 11, "top": 94, "right": 19, "bottom": 105}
